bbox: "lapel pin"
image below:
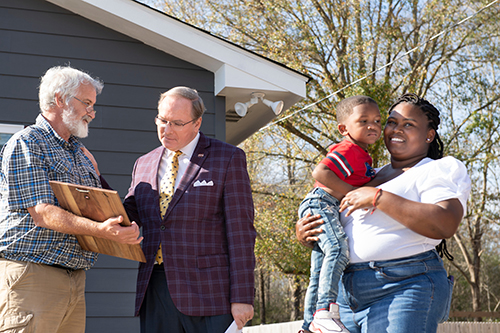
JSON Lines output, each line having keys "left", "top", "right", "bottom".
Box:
{"left": 198, "top": 154, "right": 204, "bottom": 157}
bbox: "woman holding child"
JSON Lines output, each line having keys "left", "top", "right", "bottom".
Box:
{"left": 296, "top": 93, "right": 471, "bottom": 333}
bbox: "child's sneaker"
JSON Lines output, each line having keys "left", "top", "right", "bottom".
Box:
{"left": 309, "top": 303, "right": 349, "bottom": 333}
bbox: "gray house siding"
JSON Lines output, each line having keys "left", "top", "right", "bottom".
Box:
{"left": 0, "top": 0, "right": 224, "bottom": 331}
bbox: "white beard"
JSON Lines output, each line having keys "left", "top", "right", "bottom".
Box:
{"left": 62, "top": 106, "right": 91, "bottom": 138}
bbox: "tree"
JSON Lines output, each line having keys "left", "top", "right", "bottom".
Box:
{"left": 437, "top": 58, "right": 500, "bottom": 319}
{"left": 142, "top": 0, "right": 500, "bottom": 322}
{"left": 240, "top": 130, "right": 312, "bottom": 323}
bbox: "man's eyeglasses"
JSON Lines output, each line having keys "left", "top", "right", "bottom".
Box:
{"left": 73, "top": 96, "right": 96, "bottom": 114}
{"left": 155, "top": 116, "right": 197, "bottom": 129}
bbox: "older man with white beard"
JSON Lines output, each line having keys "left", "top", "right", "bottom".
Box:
{"left": 0, "top": 66, "right": 142, "bottom": 333}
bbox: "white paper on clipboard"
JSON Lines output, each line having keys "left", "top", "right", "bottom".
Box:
{"left": 224, "top": 321, "right": 242, "bottom": 333}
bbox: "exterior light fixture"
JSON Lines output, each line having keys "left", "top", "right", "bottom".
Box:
{"left": 234, "top": 92, "right": 284, "bottom": 117}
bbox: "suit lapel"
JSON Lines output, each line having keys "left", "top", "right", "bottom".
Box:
{"left": 149, "top": 146, "right": 165, "bottom": 192}
{"left": 162, "top": 133, "right": 210, "bottom": 220}
{"left": 145, "top": 147, "right": 165, "bottom": 222}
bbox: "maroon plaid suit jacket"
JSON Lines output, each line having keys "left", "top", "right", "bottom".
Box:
{"left": 124, "top": 132, "right": 256, "bottom": 317}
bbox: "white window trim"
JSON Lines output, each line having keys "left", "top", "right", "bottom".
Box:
{"left": 0, "top": 124, "right": 24, "bottom": 134}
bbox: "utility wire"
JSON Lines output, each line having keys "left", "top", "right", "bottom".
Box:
{"left": 259, "top": 0, "right": 499, "bottom": 132}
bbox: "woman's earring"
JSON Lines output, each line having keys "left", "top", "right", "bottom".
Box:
{"left": 426, "top": 138, "right": 431, "bottom": 142}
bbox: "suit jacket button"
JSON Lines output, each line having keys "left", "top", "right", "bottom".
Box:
{"left": 160, "top": 225, "right": 166, "bottom": 231}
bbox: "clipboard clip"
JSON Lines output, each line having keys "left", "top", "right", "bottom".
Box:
{"left": 75, "top": 188, "right": 91, "bottom": 200}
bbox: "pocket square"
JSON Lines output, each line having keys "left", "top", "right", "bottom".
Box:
{"left": 193, "top": 180, "right": 214, "bottom": 187}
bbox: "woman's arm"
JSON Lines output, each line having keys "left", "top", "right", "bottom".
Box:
{"left": 339, "top": 187, "right": 463, "bottom": 239}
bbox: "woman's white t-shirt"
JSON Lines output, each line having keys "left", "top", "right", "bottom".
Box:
{"left": 341, "top": 156, "right": 471, "bottom": 263}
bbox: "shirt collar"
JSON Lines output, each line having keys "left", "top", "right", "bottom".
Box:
{"left": 36, "top": 114, "right": 82, "bottom": 151}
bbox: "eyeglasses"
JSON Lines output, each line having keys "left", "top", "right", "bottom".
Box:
{"left": 73, "top": 96, "right": 96, "bottom": 114}
{"left": 155, "top": 115, "right": 197, "bottom": 129}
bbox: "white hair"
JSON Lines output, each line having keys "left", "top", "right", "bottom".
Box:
{"left": 38, "top": 66, "right": 103, "bottom": 113}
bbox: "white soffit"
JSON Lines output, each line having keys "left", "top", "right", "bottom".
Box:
{"left": 45, "top": 0, "right": 308, "bottom": 144}
{"left": 45, "top": 0, "right": 308, "bottom": 99}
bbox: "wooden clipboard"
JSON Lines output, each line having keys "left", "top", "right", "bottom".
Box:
{"left": 49, "top": 181, "right": 146, "bottom": 263}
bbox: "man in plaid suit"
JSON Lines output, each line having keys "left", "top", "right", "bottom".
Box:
{"left": 124, "top": 87, "right": 256, "bottom": 332}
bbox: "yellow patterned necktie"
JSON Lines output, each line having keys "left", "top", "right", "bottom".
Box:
{"left": 156, "top": 150, "right": 182, "bottom": 265}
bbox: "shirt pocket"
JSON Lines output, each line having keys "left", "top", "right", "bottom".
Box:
{"left": 49, "top": 160, "right": 72, "bottom": 176}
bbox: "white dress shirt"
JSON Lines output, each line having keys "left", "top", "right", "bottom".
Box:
{"left": 157, "top": 132, "right": 200, "bottom": 190}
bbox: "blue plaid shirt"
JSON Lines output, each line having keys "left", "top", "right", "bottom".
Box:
{"left": 0, "top": 115, "right": 101, "bottom": 270}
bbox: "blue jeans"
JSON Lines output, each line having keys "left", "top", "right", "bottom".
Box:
{"left": 299, "top": 187, "right": 349, "bottom": 330}
{"left": 337, "top": 250, "right": 454, "bottom": 333}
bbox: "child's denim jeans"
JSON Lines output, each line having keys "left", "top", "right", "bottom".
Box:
{"left": 299, "top": 187, "right": 349, "bottom": 330}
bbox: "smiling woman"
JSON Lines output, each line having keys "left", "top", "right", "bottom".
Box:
{"left": 296, "top": 93, "right": 471, "bottom": 333}
{"left": 383, "top": 102, "right": 437, "bottom": 169}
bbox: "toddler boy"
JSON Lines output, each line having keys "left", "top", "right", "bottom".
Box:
{"left": 298, "top": 96, "right": 381, "bottom": 333}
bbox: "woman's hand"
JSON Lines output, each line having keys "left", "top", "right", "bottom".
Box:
{"left": 295, "top": 213, "right": 324, "bottom": 248}
{"left": 339, "top": 187, "right": 378, "bottom": 216}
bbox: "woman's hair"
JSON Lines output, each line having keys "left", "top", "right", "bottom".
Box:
{"left": 388, "top": 93, "right": 444, "bottom": 160}
{"left": 39, "top": 66, "right": 103, "bottom": 113}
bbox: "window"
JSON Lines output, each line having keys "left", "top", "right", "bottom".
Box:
{"left": 0, "top": 124, "right": 24, "bottom": 147}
